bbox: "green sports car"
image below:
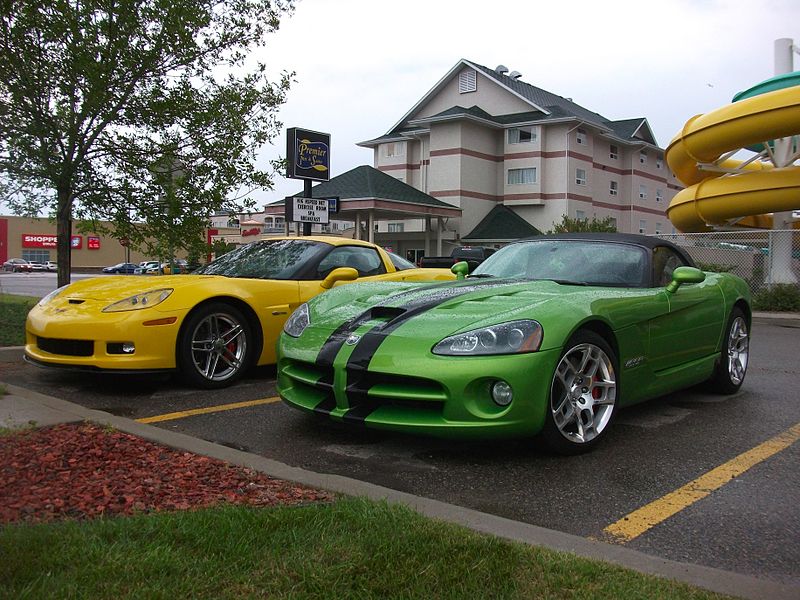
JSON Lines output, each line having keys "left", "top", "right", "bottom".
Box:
{"left": 277, "top": 233, "right": 751, "bottom": 454}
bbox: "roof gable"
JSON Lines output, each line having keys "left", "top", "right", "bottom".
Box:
{"left": 463, "top": 205, "right": 542, "bottom": 242}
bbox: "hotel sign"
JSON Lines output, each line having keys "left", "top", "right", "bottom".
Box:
{"left": 285, "top": 197, "right": 329, "bottom": 225}
{"left": 286, "top": 127, "right": 330, "bottom": 181}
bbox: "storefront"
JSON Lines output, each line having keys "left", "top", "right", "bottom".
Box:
{"left": 0, "top": 215, "right": 149, "bottom": 268}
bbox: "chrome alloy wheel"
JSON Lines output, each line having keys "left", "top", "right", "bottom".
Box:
{"left": 189, "top": 312, "right": 247, "bottom": 383}
{"left": 550, "top": 342, "right": 617, "bottom": 444}
{"left": 726, "top": 315, "right": 749, "bottom": 386}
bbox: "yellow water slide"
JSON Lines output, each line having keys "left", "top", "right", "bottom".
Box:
{"left": 665, "top": 79, "right": 800, "bottom": 232}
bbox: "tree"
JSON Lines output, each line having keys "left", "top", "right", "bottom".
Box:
{"left": 549, "top": 215, "right": 618, "bottom": 233}
{"left": 0, "top": 0, "right": 295, "bottom": 286}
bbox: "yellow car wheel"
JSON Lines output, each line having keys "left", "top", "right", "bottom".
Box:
{"left": 177, "top": 302, "right": 253, "bottom": 389}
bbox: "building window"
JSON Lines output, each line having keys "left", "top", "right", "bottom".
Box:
{"left": 639, "top": 150, "right": 647, "bottom": 164}
{"left": 609, "top": 144, "right": 618, "bottom": 159}
{"left": 576, "top": 128, "right": 587, "bottom": 144}
{"left": 383, "top": 141, "right": 406, "bottom": 157}
{"left": 656, "top": 188, "right": 663, "bottom": 203}
{"left": 609, "top": 217, "right": 617, "bottom": 230}
{"left": 459, "top": 69, "right": 477, "bottom": 93}
{"left": 639, "top": 220, "right": 647, "bottom": 234}
{"left": 609, "top": 180, "right": 618, "bottom": 196}
{"left": 655, "top": 222, "right": 662, "bottom": 234}
{"left": 576, "top": 168, "right": 586, "bottom": 185}
{"left": 508, "top": 167, "right": 537, "bottom": 185}
{"left": 639, "top": 184, "right": 648, "bottom": 199}
{"left": 22, "top": 249, "right": 50, "bottom": 263}
{"left": 576, "top": 210, "right": 586, "bottom": 221}
{"left": 508, "top": 126, "right": 537, "bottom": 144}
{"left": 656, "top": 157, "right": 663, "bottom": 169}
{"left": 388, "top": 222, "right": 404, "bottom": 233}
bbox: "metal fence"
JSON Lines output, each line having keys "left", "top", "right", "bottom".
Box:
{"left": 655, "top": 230, "right": 800, "bottom": 296}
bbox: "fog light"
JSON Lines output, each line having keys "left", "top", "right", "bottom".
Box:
{"left": 122, "top": 343, "right": 135, "bottom": 354}
{"left": 107, "top": 342, "right": 136, "bottom": 355}
{"left": 491, "top": 381, "right": 513, "bottom": 406}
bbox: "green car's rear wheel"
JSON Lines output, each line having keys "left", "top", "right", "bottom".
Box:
{"left": 708, "top": 307, "right": 749, "bottom": 394}
{"left": 541, "top": 330, "right": 617, "bottom": 455}
{"left": 178, "top": 302, "right": 252, "bottom": 389}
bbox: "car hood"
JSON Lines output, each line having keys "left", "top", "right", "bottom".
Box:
{"left": 51, "top": 274, "right": 224, "bottom": 302}
{"left": 305, "top": 278, "right": 619, "bottom": 351}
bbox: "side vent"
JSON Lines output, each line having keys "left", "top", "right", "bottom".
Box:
{"left": 458, "top": 69, "right": 477, "bottom": 94}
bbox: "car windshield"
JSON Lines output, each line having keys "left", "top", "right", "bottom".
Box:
{"left": 194, "top": 239, "right": 328, "bottom": 280}
{"left": 387, "top": 251, "right": 416, "bottom": 271}
{"left": 471, "top": 240, "right": 647, "bottom": 287}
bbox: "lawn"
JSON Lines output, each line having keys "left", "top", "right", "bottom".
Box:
{"left": 0, "top": 498, "right": 732, "bottom": 600}
{"left": 0, "top": 293, "right": 37, "bottom": 346}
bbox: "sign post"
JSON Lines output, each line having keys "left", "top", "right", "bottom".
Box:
{"left": 286, "top": 127, "right": 331, "bottom": 236}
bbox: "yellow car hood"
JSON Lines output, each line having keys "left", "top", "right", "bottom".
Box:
{"left": 57, "top": 274, "right": 215, "bottom": 302}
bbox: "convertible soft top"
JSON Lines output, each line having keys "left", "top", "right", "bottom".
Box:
{"left": 515, "top": 233, "right": 696, "bottom": 268}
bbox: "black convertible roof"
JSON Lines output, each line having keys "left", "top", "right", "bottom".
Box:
{"left": 515, "top": 233, "right": 696, "bottom": 267}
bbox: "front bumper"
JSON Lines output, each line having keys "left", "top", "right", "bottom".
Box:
{"left": 25, "top": 304, "right": 184, "bottom": 371}
{"left": 278, "top": 335, "right": 560, "bottom": 440}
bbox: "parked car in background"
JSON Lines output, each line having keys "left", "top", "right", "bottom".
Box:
{"left": 419, "top": 246, "right": 497, "bottom": 270}
{"left": 2, "top": 258, "right": 33, "bottom": 272}
{"left": 135, "top": 261, "right": 160, "bottom": 274}
{"left": 26, "top": 262, "right": 46, "bottom": 272}
{"left": 44, "top": 261, "right": 58, "bottom": 272}
{"left": 102, "top": 262, "right": 138, "bottom": 274}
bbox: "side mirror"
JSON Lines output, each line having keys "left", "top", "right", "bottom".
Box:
{"left": 321, "top": 267, "right": 359, "bottom": 289}
{"left": 665, "top": 266, "right": 705, "bottom": 294}
{"left": 451, "top": 261, "right": 469, "bottom": 280}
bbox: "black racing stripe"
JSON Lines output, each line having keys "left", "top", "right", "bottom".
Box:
{"left": 314, "top": 279, "right": 464, "bottom": 368}
{"left": 312, "top": 395, "right": 337, "bottom": 416}
{"left": 346, "top": 279, "right": 514, "bottom": 371}
{"left": 341, "top": 403, "right": 379, "bottom": 426}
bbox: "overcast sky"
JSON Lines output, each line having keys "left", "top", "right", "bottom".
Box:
{"left": 254, "top": 0, "right": 799, "bottom": 208}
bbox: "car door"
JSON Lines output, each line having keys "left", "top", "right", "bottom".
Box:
{"left": 646, "top": 245, "right": 725, "bottom": 373}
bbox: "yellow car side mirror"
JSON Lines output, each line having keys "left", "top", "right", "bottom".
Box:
{"left": 321, "top": 267, "right": 359, "bottom": 289}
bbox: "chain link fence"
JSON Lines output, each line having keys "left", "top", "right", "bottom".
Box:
{"left": 655, "top": 230, "right": 800, "bottom": 297}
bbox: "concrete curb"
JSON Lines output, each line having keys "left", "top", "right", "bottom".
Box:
{"left": 1, "top": 382, "right": 797, "bottom": 600}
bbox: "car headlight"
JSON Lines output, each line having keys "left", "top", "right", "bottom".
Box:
{"left": 38, "top": 285, "right": 70, "bottom": 307}
{"left": 433, "top": 320, "right": 543, "bottom": 356}
{"left": 284, "top": 303, "right": 310, "bottom": 338}
{"left": 102, "top": 288, "right": 173, "bottom": 313}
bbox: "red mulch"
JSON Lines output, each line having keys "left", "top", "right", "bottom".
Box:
{"left": 0, "top": 422, "right": 334, "bottom": 524}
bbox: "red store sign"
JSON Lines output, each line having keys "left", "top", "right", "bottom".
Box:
{"left": 22, "top": 234, "right": 83, "bottom": 249}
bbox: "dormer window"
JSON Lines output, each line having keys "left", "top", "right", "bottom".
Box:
{"left": 576, "top": 128, "right": 587, "bottom": 144}
{"left": 508, "top": 126, "right": 537, "bottom": 144}
{"left": 459, "top": 69, "right": 477, "bottom": 93}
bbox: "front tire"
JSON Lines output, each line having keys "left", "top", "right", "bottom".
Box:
{"left": 708, "top": 308, "right": 749, "bottom": 395}
{"left": 177, "top": 302, "right": 253, "bottom": 389}
{"left": 540, "top": 330, "right": 618, "bottom": 455}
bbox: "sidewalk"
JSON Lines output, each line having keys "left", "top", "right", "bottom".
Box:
{"left": 1, "top": 386, "right": 798, "bottom": 600}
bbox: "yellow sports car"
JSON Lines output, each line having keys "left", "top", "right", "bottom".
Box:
{"left": 25, "top": 236, "right": 454, "bottom": 388}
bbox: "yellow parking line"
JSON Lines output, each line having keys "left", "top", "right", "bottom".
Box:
{"left": 136, "top": 396, "right": 281, "bottom": 424}
{"left": 603, "top": 421, "right": 800, "bottom": 544}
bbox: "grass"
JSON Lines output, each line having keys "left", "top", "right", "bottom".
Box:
{"left": 0, "top": 293, "right": 37, "bottom": 346}
{"left": 0, "top": 498, "right": 733, "bottom": 600}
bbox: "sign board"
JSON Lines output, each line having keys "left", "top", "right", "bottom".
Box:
{"left": 22, "top": 234, "right": 82, "bottom": 249}
{"left": 286, "top": 128, "right": 330, "bottom": 181}
{"left": 88, "top": 236, "right": 101, "bottom": 250}
{"left": 285, "top": 197, "right": 329, "bottom": 225}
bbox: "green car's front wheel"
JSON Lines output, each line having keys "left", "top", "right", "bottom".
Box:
{"left": 178, "top": 302, "right": 253, "bottom": 389}
{"left": 541, "top": 330, "right": 618, "bottom": 455}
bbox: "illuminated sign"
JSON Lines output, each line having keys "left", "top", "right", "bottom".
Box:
{"left": 88, "top": 236, "right": 101, "bottom": 250}
{"left": 286, "top": 128, "right": 330, "bottom": 181}
{"left": 22, "top": 234, "right": 83, "bottom": 249}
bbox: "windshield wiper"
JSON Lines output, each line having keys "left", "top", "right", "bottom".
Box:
{"left": 467, "top": 273, "right": 495, "bottom": 278}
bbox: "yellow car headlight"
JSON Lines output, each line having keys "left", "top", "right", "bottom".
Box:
{"left": 102, "top": 288, "right": 173, "bottom": 313}
{"left": 39, "top": 285, "right": 70, "bottom": 306}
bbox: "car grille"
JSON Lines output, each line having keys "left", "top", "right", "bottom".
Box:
{"left": 36, "top": 337, "right": 94, "bottom": 357}
{"left": 281, "top": 359, "right": 446, "bottom": 415}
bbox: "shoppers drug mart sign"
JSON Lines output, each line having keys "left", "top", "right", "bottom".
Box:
{"left": 22, "top": 234, "right": 83, "bottom": 249}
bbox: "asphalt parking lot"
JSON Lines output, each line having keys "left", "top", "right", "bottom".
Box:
{"left": 1, "top": 312, "right": 798, "bottom": 590}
